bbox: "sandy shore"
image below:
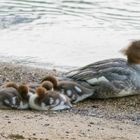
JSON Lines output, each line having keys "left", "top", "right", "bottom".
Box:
{"left": 0, "top": 62, "right": 140, "bottom": 140}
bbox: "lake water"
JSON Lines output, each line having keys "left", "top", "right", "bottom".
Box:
{"left": 0, "top": 0, "right": 140, "bottom": 71}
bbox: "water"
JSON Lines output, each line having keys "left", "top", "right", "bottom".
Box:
{"left": 0, "top": 0, "right": 140, "bottom": 71}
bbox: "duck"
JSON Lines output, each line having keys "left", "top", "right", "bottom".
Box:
{"left": 0, "top": 82, "right": 30, "bottom": 109}
{"left": 29, "top": 87, "right": 72, "bottom": 111}
{"left": 41, "top": 75, "right": 93, "bottom": 103}
{"left": 65, "top": 40, "right": 140, "bottom": 99}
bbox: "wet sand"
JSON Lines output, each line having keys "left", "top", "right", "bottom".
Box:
{"left": 0, "top": 62, "right": 140, "bottom": 140}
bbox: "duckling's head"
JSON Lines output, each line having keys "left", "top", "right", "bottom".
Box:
{"left": 41, "top": 75, "right": 58, "bottom": 89}
{"left": 18, "top": 85, "right": 29, "bottom": 100}
{"left": 5, "top": 82, "right": 19, "bottom": 90}
{"left": 122, "top": 40, "right": 140, "bottom": 64}
{"left": 41, "top": 81, "right": 53, "bottom": 91}
{"left": 36, "top": 87, "right": 47, "bottom": 100}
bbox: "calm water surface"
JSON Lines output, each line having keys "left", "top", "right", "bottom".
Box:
{"left": 0, "top": 0, "right": 140, "bottom": 71}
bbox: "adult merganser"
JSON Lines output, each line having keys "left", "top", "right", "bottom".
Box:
{"left": 29, "top": 87, "right": 72, "bottom": 111}
{"left": 41, "top": 75, "right": 93, "bottom": 103}
{"left": 65, "top": 40, "right": 140, "bottom": 99}
{"left": 0, "top": 82, "right": 30, "bottom": 109}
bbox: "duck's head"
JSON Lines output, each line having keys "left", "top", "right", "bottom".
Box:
{"left": 41, "top": 81, "right": 53, "bottom": 91}
{"left": 41, "top": 75, "right": 58, "bottom": 89}
{"left": 122, "top": 40, "right": 140, "bottom": 64}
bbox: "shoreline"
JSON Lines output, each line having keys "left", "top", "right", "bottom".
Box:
{"left": 0, "top": 62, "right": 140, "bottom": 140}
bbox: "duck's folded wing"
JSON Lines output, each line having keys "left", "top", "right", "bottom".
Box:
{"left": 66, "top": 64, "right": 132, "bottom": 84}
{"left": 88, "top": 78, "right": 134, "bottom": 99}
{"left": 80, "top": 58, "right": 126, "bottom": 70}
{"left": 66, "top": 58, "right": 127, "bottom": 80}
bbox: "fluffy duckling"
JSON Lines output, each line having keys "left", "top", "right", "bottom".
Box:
{"left": 41, "top": 75, "right": 93, "bottom": 103}
{"left": 29, "top": 87, "right": 72, "bottom": 111}
{"left": 27, "top": 81, "right": 54, "bottom": 94}
{"left": 16, "top": 84, "right": 31, "bottom": 109}
{"left": 0, "top": 86, "right": 19, "bottom": 109}
{"left": 0, "top": 82, "right": 30, "bottom": 109}
{"left": 65, "top": 40, "right": 140, "bottom": 99}
{"left": 41, "top": 81, "right": 54, "bottom": 91}
{"left": 41, "top": 76, "right": 58, "bottom": 89}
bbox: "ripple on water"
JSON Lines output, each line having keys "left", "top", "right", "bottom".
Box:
{"left": 0, "top": 0, "right": 140, "bottom": 69}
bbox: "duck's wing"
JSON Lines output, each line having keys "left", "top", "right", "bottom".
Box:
{"left": 66, "top": 58, "right": 129, "bottom": 82}
{"left": 79, "top": 58, "right": 126, "bottom": 70}
{"left": 72, "top": 67, "right": 134, "bottom": 98}
{"left": 89, "top": 79, "right": 135, "bottom": 99}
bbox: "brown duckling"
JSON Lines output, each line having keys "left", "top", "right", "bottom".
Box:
{"left": 29, "top": 87, "right": 72, "bottom": 111}
{"left": 0, "top": 82, "right": 30, "bottom": 109}
{"left": 41, "top": 75, "right": 93, "bottom": 103}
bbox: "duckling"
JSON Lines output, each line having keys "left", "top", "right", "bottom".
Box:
{"left": 16, "top": 84, "right": 31, "bottom": 109}
{"left": 41, "top": 81, "right": 54, "bottom": 91}
{"left": 41, "top": 75, "right": 58, "bottom": 89}
{"left": 65, "top": 40, "right": 140, "bottom": 99}
{"left": 41, "top": 75, "right": 93, "bottom": 103}
{"left": 29, "top": 87, "right": 72, "bottom": 111}
{"left": 0, "top": 86, "right": 19, "bottom": 109}
{"left": 0, "top": 82, "right": 30, "bottom": 109}
{"left": 27, "top": 80, "right": 54, "bottom": 94}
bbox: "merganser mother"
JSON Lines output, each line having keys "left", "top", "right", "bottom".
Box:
{"left": 65, "top": 40, "right": 140, "bottom": 99}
